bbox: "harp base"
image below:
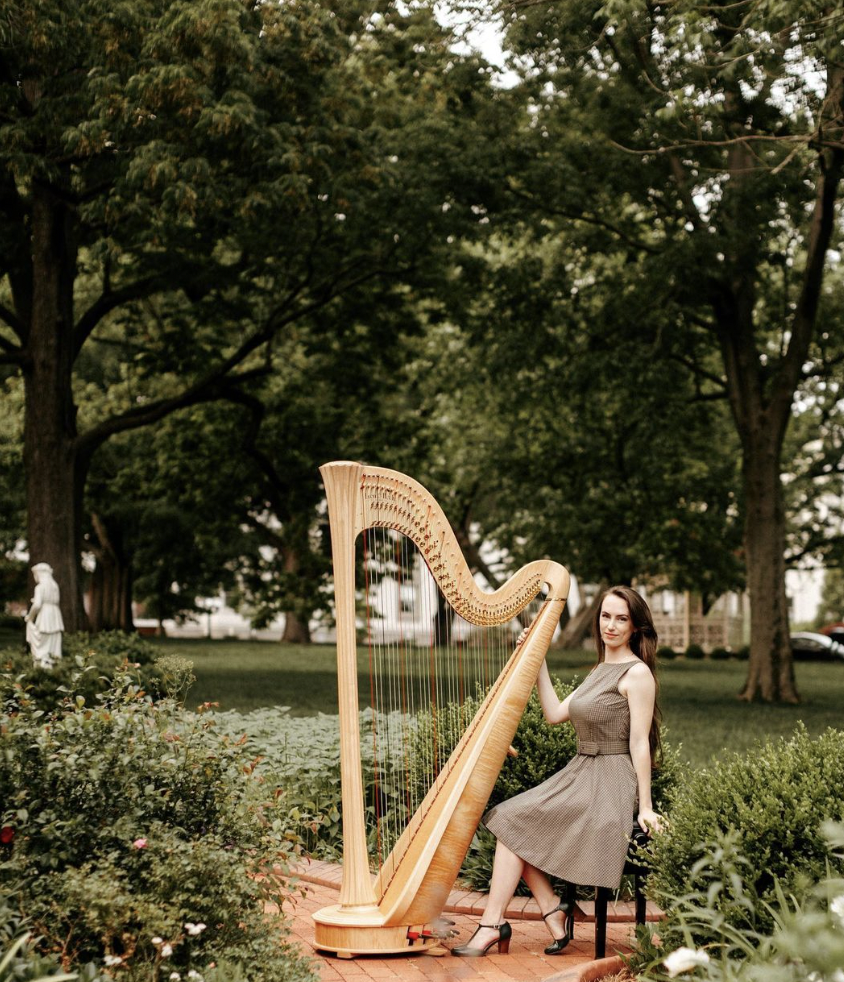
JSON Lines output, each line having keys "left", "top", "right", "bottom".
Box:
{"left": 313, "top": 905, "right": 445, "bottom": 958}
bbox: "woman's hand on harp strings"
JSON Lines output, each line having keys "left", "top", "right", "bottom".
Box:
{"left": 515, "top": 627, "right": 530, "bottom": 647}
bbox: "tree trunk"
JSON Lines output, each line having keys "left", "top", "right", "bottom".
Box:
{"left": 738, "top": 438, "right": 798, "bottom": 702}
{"left": 280, "top": 543, "right": 311, "bottom": 643}
{"left": 281, "top": 610, "right": 310, "bottom": 643}
{"left": 23, "top": 183, "right": 87, "bottom": 631}
{"left": 88, "top": 512, "right": 135, "bottom": 632}
{"left": 557, "top": 582, "right": 607, "bottom": 649}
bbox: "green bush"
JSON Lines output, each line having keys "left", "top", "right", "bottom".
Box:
{"left": 709, "top": 646, "right": 731, "bottom": 661}
{"left": 632, "top": 822, "right": 844, "bottom": 981}
{"left": 734, "top": 644, "right": 750, "bottom": 661}
{"left": 0, "top": 668, "right": 316, "bottom": 982}
{"left": 684, "top": 643, "right": 706, "bottom": 660}
{"left": 656, "top": 646, "right": 677, "bottom": 661}
{"left": 0, "top": 631, "right": 160, "bottom": 712}
{"left": 647, "top": 725, "right": 844, "bottom": 938}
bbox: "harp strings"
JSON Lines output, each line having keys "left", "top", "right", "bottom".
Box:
{"left": 361, "top": 528, "right": 543, "bottom": 876}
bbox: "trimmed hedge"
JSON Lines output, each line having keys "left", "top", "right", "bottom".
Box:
{"left": 647, "top": 724, "right": 844, "bottom": 935}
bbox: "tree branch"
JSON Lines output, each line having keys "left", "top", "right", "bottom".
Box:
{"left": 75, "top": 260, "right": 396, "bottom": 458}
{"left": 770, "top": 63, "right": 844, "bottom": 431}
{"left": 505, "top": 182, "right": 664, "bottom": 254}
{"left": 668, "top": 351, "right": 728, "bottom": 389}
{"left": 0, "top": 303, "right": 23, "bottom": 339}
{"left": 73, "top": 275, "right": 167, "bottom": 358}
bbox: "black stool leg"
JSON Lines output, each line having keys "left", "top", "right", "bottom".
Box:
{"left": 634, "top": 870, "right": 646, "bottom": 927}
{"left": 594, "top": 886, "right": 610, "bottom": 958}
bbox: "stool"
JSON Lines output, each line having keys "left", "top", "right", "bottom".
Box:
{"left": 563, "top": 824, "right": 649, "bottom": 959}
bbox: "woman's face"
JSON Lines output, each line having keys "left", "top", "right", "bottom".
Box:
{"left": 599, "top": 593, "right": 634, "bottom": 651}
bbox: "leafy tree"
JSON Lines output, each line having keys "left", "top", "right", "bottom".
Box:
{"left": 476, "top": 0, "right": 844, "bottom": 701}
{"left": 0, "top": 0, "right": 505, "bottom": 629}
{"left": 817, "top": 567, "right": 844, "bottom": 626}
{"left": 390, "top": 238, "right": 744, "bottom": 632}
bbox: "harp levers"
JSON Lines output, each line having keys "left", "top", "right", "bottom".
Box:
{"left": 313, "top": 462, "right": 569, "bottom": 958}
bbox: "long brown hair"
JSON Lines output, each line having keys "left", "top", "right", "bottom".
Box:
{"left": 592, "top": 585, "right": 663, "bottom": 767}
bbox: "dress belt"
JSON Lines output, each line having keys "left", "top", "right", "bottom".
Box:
{"left": 577, "top": 740, "right": 629, "bottom": 756}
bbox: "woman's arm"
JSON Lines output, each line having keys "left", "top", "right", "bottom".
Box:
{"left": 535, "top": 660, "right": 575, "bottom": 725}
{"left": 622, "top": 662, "right": 662, "bottom": 834}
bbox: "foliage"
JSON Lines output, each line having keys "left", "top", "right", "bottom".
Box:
{"left": 817, "top": 568, "right": 844, "bottom": 627}
{"left": 647, "top": 726, "right": 844, "bottom": 936}
{"left": 63, "top": 631, "right": 158, "bottom": 666}
{"left": 212, "top": 707, "right": 345, "bottom": 861}
{"left": 0, "top": 934, "right": 77, "bottom": 982}
{"left": 0, "top": 668, "right": 315, "bottom": 982}
{"left": 632, "top": 822, "right": 844, "bottom": 981}
{"left": 709, "top": 647, "right": 731, "bottom": 662}
{"left": 685, "top": 644, "right": 705, "bottom": 661}
{"left": 657, "top": 646, "right": 677, "bottom": 662}
{"left": 477, "top": 0, "right": 844, "bottom": 701}
{"left": 0, "top": 632, "right": 159, "bottom": 712}
{"left": 0, "top": 0, "right": 510, "bottom": 632}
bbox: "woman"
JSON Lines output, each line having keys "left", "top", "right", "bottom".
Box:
{"left": 452, "top": 585, "right": 663, "bottom": 957}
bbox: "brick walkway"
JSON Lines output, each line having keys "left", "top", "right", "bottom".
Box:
{"left": 281, "top": 860, "right": 662, "bottom": 982}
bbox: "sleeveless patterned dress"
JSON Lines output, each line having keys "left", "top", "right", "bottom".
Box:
{"left": 483, "top": 660, "right": 643, "bottom": 889}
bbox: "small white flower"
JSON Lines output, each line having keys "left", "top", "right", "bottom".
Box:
{"left": 170, "top": 974, "right": 181, "bottom": 981}
{"left": 832, "top": 970, "right": 844, "bottom": 982}
{"left": 334, "top": 213, "right": 346, "bottom": 222}
{"left": 387, "top": 155, "right": 398, "bottom": 163}
{"left": 184, "top": 922, "right": 206, "bottom": 936}
{"left": 831, "top": 893, "right": 844, "bottom": 927}
{"left": 441, "top": 202, "right": 451, "bottom": 212}
{"left": 161, "top": 943, "right": 174, "bottom": 959}
{"left": 187, "top": 972, "right": 204, "bottom": 981}
{"left": 152, "top": 937, "right": 163, "bottom": 945}
{"left": 103, "top": 954, "right": 123, "bottom": 967}
{"left": 663, "top": 946, "right": 711, "bottom": 977}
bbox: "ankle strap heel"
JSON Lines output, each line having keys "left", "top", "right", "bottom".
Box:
{"left": 452, "top": 920, "right": 512, "bottom": 957}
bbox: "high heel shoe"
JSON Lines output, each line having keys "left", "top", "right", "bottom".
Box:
{"left": 451, "top": 921, "right": 512, "bottom": 956}
{"left": 541, "top": 899, "right": 575, "bottom": 955}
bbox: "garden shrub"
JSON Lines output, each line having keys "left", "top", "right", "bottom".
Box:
{"left": 0, "top": 631, "right": 159, "bottom": 712}
{"left": 631, "top": 821, "right": 844, "bottom": 981}
{"left": 684, "top": 643, "right": 705, "bottom": 660}
{"left": 656, "top": 646, "right": 676, "bottom": 661}
{"left": 734, "top": 644, "right": 750, "bottom": 661}
{"left": 0, "top": 668, "right": 316, "bottom": 982}
{"left": 212, "top": 707, "right": 345, "bottom": 861}
{"left": 647, "top": 724, "right": 844, "bottom": 938}
{"left": 709, "top": 646, "right": 730, "bottom": 661}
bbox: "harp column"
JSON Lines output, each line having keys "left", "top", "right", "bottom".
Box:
{"left": 320, "top": 460, "right": 378, "bottom": 910}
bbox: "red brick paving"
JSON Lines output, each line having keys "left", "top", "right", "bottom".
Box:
{"left": 280, "top": 861, "right": 661, "bottom": 982}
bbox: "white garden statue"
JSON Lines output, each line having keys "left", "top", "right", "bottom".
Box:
{"left": 24, "top": 562, "right": 65, "bottom": 669}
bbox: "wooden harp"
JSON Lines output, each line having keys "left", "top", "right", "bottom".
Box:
{"left": 314, "top": 461, "right": 570, "bottom": 957}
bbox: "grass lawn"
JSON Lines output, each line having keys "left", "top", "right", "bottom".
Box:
{"left": 4, "top": 627, "right": 840, "bottom": 768}
{"left": 147, "top": 637, "right": 842, "bottom": 769}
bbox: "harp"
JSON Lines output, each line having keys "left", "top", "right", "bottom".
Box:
{"left": 314, "top": 461, "right": 569, "bottom": 957}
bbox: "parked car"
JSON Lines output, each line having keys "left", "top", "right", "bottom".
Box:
{"left": 790, "top": 631, "right": 844, "bottom": 661}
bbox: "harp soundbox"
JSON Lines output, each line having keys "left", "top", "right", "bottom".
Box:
{"left": 313, "top": 461, "right": 569, "bottom": 957}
